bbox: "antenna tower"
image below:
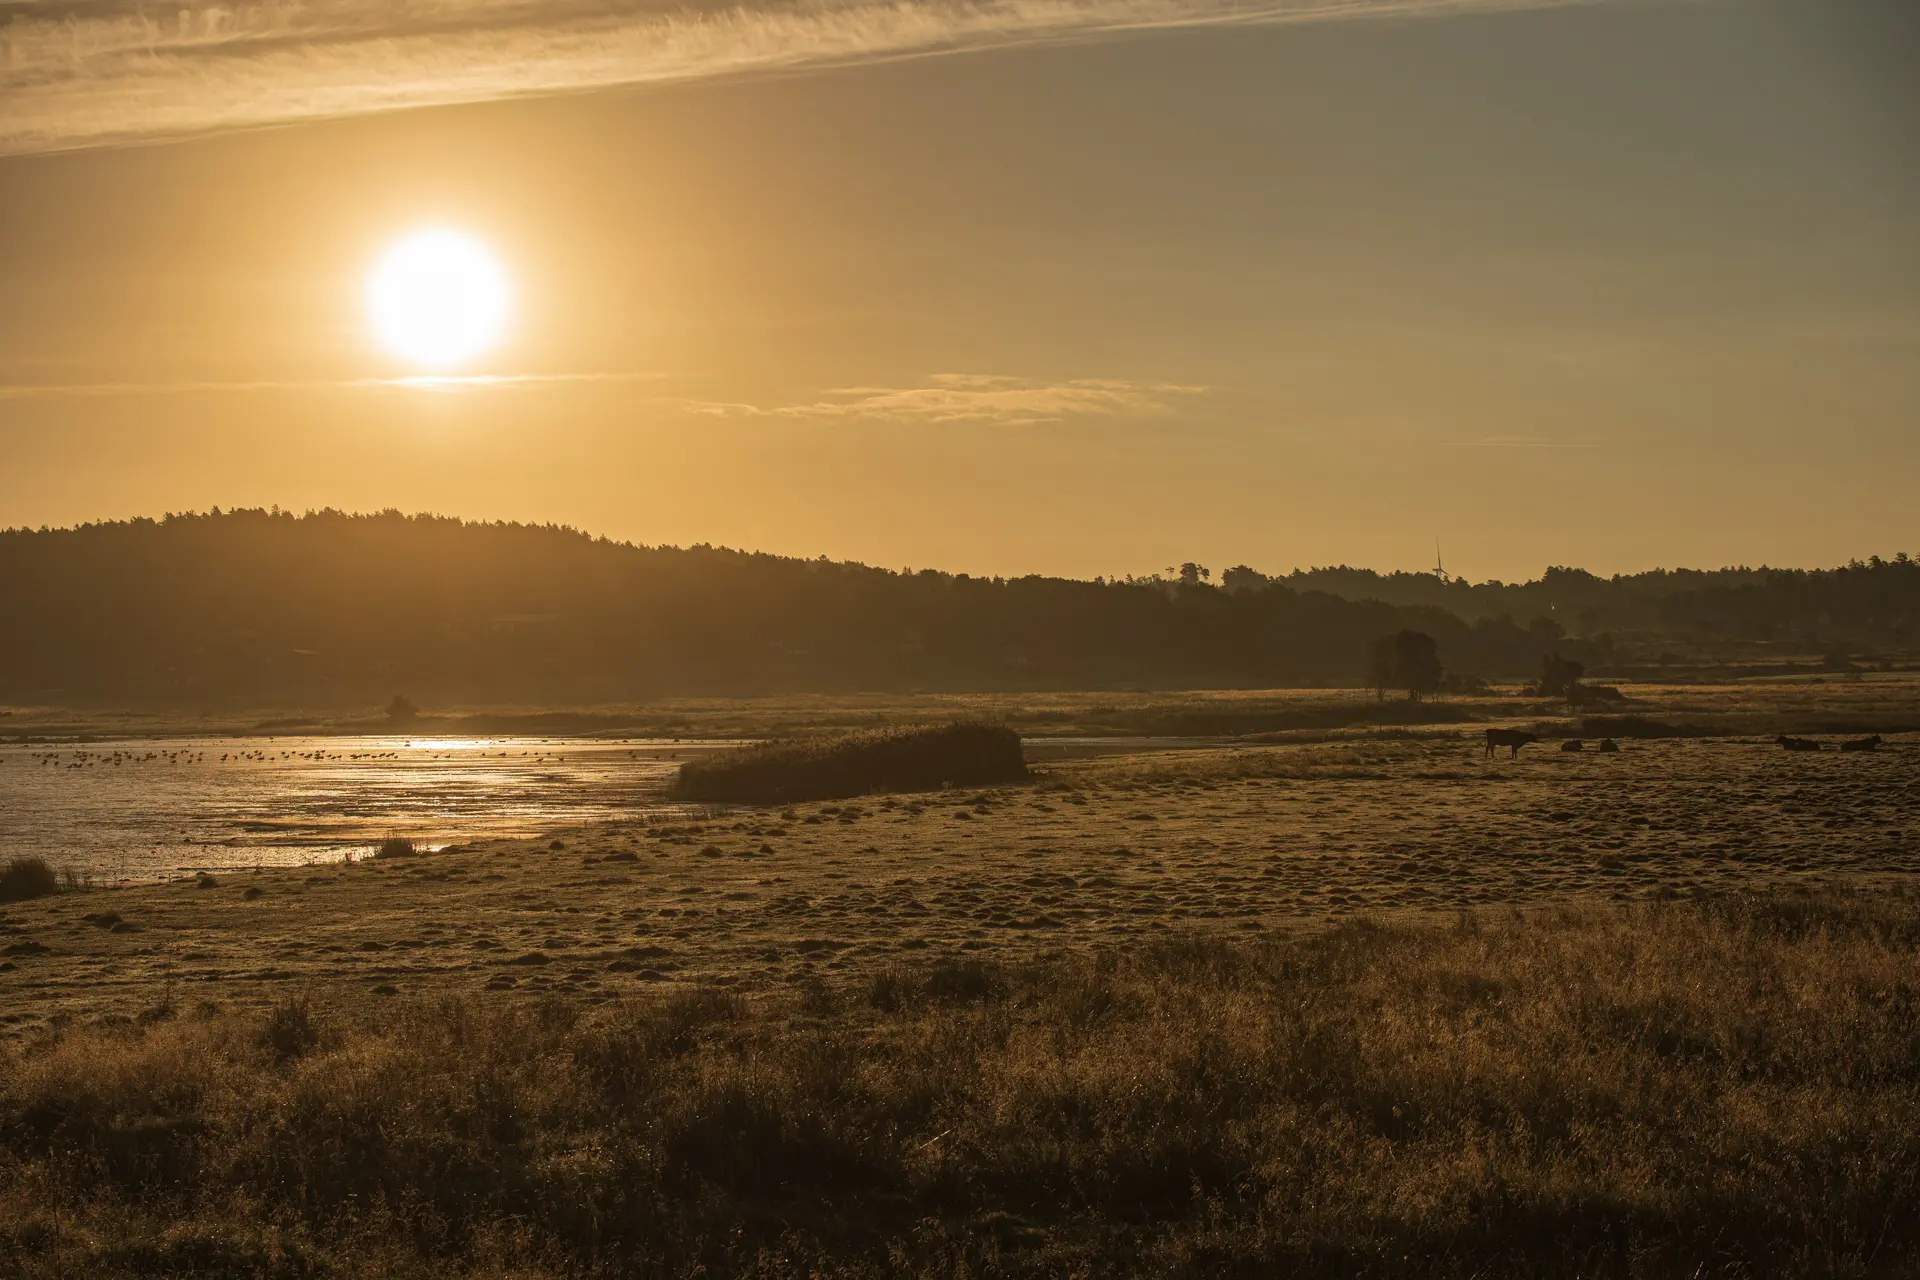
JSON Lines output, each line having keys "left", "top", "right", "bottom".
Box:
{"left": 1434, "top": 539, "right": 1449, "bottom": 583}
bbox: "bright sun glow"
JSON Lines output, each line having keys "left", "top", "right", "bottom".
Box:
{"left": 366, "top": 229, "right": 510, "bottom": 370}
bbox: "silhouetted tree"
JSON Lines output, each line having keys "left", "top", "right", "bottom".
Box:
{"left": 1220, "top": 565, "right": 1267, "bottom": 594}
{"left": 1368, "top": 630, "right": 1443, "bottom": 702}
{"left": 1538, "top": 655, "right": 1585, "bottom": 700}
{"left": 1394, "top": 630, "right": 1443, "bottom": 702}
{"left": 1366, "top": 635, "right": 1398, "bottom": 702}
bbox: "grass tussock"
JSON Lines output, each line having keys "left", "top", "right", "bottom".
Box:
{"left": 0, "top": 857, "right": 70, "bottom": 903}
{"left": 5, "top": 891, "right": 1920, "bottom": 1278}
{"left": 373, "top": 836, "right": 417, "bottom": 859}
{"left": 668, "top": 721, "right": 1028, "bottom": 803}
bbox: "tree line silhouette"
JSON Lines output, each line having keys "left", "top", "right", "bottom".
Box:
{"left": 1226, "top": 558, "right": 1920, "bottom": 649}
{"left": 0, "top": 510, "right": 1912, "bottom": 707}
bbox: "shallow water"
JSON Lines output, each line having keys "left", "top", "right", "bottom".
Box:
{"left": 0, "top": 736, "right": 730, "bottom": 883}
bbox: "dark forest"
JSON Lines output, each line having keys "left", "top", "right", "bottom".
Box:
{"left": 2, "top": 510, "right": 1914, "bottom": 706}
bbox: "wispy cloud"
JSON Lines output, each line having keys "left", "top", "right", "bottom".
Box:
{"left": 0, "top": 371, "right": 663, "bottom": 400}
{"left": 679, "top": 372, "right": 1205, "bottom": 425}
{"left": 1442, "top": 434, "right": 1604, "bottom": 449}
{"left": 1, "top": 0, "right": 1610, "bottom": 156}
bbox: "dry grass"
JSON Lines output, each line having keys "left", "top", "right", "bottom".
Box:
{"left": 0, "top": 858, "right": 66, "bottom": 903}
{"left": 0, "top": 859, "right": 85, "bottom": 901}
{"left": 4, "top": 734, "right": 1919, "bottom": 1039}
{"left": 4, "top": 717, "right": 1920, "bottom": 1275}
{"left": 13, "top": 674, "right": 1920, "bottom": 745}
{"left": 4, "top": 892, "right": 1920, "bottom": 1277}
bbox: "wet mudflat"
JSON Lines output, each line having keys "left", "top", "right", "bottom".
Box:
{"left": 0, "top": 735, "right": 730, "bottom": 882}
{"left": 3, "top": 732, "right": 1914, "bottom": 1036}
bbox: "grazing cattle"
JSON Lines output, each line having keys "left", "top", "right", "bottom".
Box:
{"left": 1598, "top": 738, "right": 1620, "bottom": 753}
{"left": 1841, "top": 735, "right": 1883, "bottom": 753}
{"left": 1561, "top": 739, "right": 1583, "bottom": 752}
{"left": 1486, "top": 728, "right": 1540, "bottom": 758}
{"left": 1776, "top": 735, "right": 1822, "bottom": 752}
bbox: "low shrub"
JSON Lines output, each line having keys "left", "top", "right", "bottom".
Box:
{"left": 1568, "top": 683, "right": 1630, "bottom": 706}
{"left": 0, "top": 857, "right": 61, "bottom": 902}
{"left": 668, "top": 722, "right": 1028, "bottom": 803}
{"left": 374, "top": 837, "right": 416, "bottom": 859}
{"left": 261, "top": 995, "right": 324, "bottom": 1064}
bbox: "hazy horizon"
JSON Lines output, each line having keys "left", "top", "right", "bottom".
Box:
{"left": 3, "top": 0, "right": 1915, "bottom": 583}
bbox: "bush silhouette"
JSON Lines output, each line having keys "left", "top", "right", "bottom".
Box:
{"left": 670, "top": 723, "right": 1027, "bottom": 803}
{"left": 0, "top": 857, "right": 61, "bottom": 902}
{"left": 1539, "top": 653, "right": 1586, "bottom": 700}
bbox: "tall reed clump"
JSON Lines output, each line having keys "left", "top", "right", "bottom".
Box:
{"left": 668, "top": 721, "right": 1028, "bottom": 803}
{"left": 5, "top": 891, "right": 1920, "bottom": 1278}
{"left": 0, "top": 856, "right": 62, "bottom": 902}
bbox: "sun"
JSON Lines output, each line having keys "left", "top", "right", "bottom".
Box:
{"left": 365, "top": 228, "right": 510, "bottom": 370}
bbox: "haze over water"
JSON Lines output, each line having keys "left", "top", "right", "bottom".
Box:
{"left": 0, "top": 736, "right": 720, "bottom": 883}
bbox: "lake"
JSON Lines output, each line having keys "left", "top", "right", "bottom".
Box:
{"left": 0, "top": 736, "right": 730, "bottom": 883}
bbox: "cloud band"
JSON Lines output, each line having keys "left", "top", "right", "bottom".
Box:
{"left": 679, "top": 372, "right": 1206, "bottom": 424}
{"left": 2, "top": 0, "right": 1607, "bottom": 156}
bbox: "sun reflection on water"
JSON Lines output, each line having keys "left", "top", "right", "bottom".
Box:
{"left": 0, "top": 735, "right": 733, "bottom": 883}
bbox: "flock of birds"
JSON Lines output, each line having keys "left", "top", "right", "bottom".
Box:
{"left": 12, "top": 745, "right": 598, "bottom": 768}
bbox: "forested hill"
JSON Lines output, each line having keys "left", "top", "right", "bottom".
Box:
{"left": 0, "top": 511, "right": 1914, "bottom": 707}
{"left": 1228, "top": 560, "right": 1920, "bottom": 639}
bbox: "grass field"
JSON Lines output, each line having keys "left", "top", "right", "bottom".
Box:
{"left": 5, "top": 891, "right": 1920, "bottom": 1277}
{"left": 4, "top": 730, "right": 1915, "bottom": 1030}
{"left": 4, "top": 691, "right": 1920, "bottom": 1275}
{"left": 9, "top": 671, "right": 1920, "bottom": 742}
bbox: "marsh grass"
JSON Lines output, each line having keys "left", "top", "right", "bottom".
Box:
{"left": 1065, "top": 741, "right": 1434, "bottom": 788}
{"left": 5, "top": 891, "right": 1920, "bottom": 1278}
{"left": 0, "top": 857, "right": 65, "bottom": 902}
{"left": 669, "top": 722, "right": 1029, "bottom": 803}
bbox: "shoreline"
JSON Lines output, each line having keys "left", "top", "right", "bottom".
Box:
{"left": 5, "top": 733, "right": 1915, "bottom": 1038}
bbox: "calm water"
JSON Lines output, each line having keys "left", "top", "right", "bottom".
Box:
{"left": 0, "top": 736, "right": 732, "bottom": 883}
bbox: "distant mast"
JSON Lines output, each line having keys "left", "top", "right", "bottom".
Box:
{"left": 1433, "top": 539, "right": 1450, "bottom": 584}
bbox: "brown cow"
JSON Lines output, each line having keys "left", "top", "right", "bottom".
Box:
{"left": 1486, "top": 728, "right": 1540, "bottom": 758}
{"left": 1841, "top": 735, "right": 1884, "bottom": 753}
{"left": 1561, "top": 739, "right": 1583, "bottom": 753}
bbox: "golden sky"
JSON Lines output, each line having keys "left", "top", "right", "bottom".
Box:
{"left": 1, "top": 0, "right": 1915, "bottom": 581}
